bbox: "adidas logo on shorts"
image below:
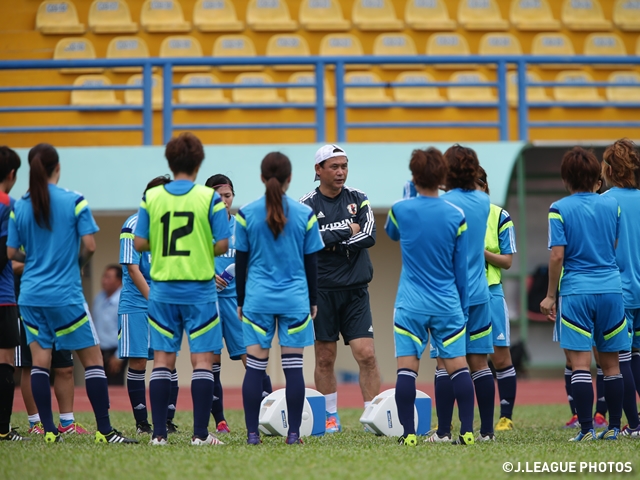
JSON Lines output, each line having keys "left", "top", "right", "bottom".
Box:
{"left": 497, "top": 333, "right": 505, "bottom": 341}
{"left": 368, "top": 326, "right": 373, "bottom": 333}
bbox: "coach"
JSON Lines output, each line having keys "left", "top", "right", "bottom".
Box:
{"left": 300, "top": 144, "right": 381, "bottom": 433}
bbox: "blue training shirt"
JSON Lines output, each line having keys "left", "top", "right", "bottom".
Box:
{"left": 134, "top": 179, "right": 230, "bottom": 305}
{"left": 548, "top": 192, "right": 621, "bottom": 296}
{"left": 216, "top": 214, "right": 236, "bottom": 298}
{"left": 385, "top": 196, "right": 469, "bottom": 317}
{"left": 235, "top": 195, "right": 324, "bottom": 314}
{"left": 8, "top": 184, "right": 99, "bottom": 306}
{"left": 118, "top": 213, "right": 151, "bottom": 314}
{"left": 442, "top": 188, "right": 491, "bottom": 306}
{"left": 0, "top": 192, "right": 15, "bottom": 305}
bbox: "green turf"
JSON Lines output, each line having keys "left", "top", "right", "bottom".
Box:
{"left": 3, "top": 406, "right": 639, "bottom": 479}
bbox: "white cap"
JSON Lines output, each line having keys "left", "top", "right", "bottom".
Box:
{"left": 314, "top": 144, "right": 347, "bottom": 181}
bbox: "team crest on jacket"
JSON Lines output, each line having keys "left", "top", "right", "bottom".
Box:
{"left": 347, "top": 203, "right": 357, "bottom": 216}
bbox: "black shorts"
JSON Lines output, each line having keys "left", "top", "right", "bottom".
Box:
{"left": 15, "top": 317, "right": 73, "bottom": 369}
{"left": 0, "top": 305, "right": 19, "bottom": 349}
{"left": 314, "top": 287, "right": 374, "bottom": 345}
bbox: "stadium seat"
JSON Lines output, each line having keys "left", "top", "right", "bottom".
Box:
{"left": 53, "top": 38, "right": 103, "bottom": 74}
{"left": 140, "top": 0, "right": 191, "bottom": 33}
{"left": 479, "top": 33, "right": 523, "bottom": 56}
{"left": 531, "top": 33, "right": 575, "bottom": 69}
{"left": 373, "top": 34, "right": 421, "bottom": 70}
{"left": 447, "top": 71, "right": 496, "bottom": 103}
{"left": 613, "top": 0, "right": 640, "bottom": 31}
{"left": 178, "top": 74, "right": 229, "bottom": 104}
{"left": 266, "top": 35, "right": 312, "bottom": 71}
{"left": 319, "top": 34, "right": 369, "bottom": 70}
{"left": 232, "top": 73, "right": 283, "bottom": 103}
{"left": 124, "top": 74, "right": 163, "bottom": 110}
{"left": 344, "top": 72, "right": 391, "bottom": 103}
{"left": 506, "top": 71, "right": 550, "bottom": 107}
{"left": 561, "top": 0, "right": 612, "bottom": 31}
{"left": 510, "top": 0, "right": 560, "bottom": 31}
{"left": 88, "top": 0, "right": 138, "bottom": 33}
{"left": 299, "top": 0, "right": 350, "bottom": 31}
{"left": 246, "top": 0, "right": 297, "bottom": 31}
{"left": 193, "top": 0, "right": 243, "bottom": 32}
{"left": 285, "top": 72, "right": 336, "bottom": 107}
{"left": 426, "top": 33, "right": 472, "bottom": 69}
{"left": 393, "top": 72, "right": 443, "bottom": 103}
{"left": 605, "top": 71, "right": 640, "bottom": 102}
{"left": 160, "top": 36, "right": 209, "bottom": 72}
{"left": 584, "top": 33, "right": 628, "bottom": 69}
{"left": 457, "top": 0, "right": 508, "bottom": 31}
{"left": 70, "top": 75, "right": 120, "bottom": 106}
{"left": 553, "top": 70, "right": 603, "bottom": 103}
{"left": 352, "top": 0, "right": 404, "bottom": 31}
{"left": 106, "top": 36, "right": 153, "bottom": 73}
{"left": 404, "top": 0, "right": 456, "bottom": 31}
{"left": 213, "top": 35, "right": 263, "bottom": 72}
{"left": 36, "top": 1, "right": 86, "bottom": 34}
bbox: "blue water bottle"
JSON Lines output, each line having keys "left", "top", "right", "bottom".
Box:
{"left": 217, "top": 263, "right": 236, "bottom": 292}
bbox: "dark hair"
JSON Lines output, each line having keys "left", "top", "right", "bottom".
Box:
{"left": 409, "top": 147, "right": 446, "bottom": 191}
{"left": 28, "top": 143, "right": 59, "bottom": 230}
{"left": 603, "top": 138, "right": 640, "bottom": 189}
{"left": 0, "top": 146, "right": 21, "bottom": 183}
{"left": 444, "top": 144, "right": 480, "bottom": 191}
{"left": 144, "top": 174, "right": 171, "bottom": 194}
{"left": 205, "top": 174, "right": 235, "bottom": 195}
{"left": 165, "top": 132, "right": 205, "bottom": 175}
{"left": 261, "top": 152, "right": 291, "bottom": 239}
{"left": 105, "top": 264, "right": 123, "bottom": 281}
{"left": 477, "top": 165, "right": 490, "bottom": 195}
{"left": 560, "top": 147, "right": 600, "bottom": 193}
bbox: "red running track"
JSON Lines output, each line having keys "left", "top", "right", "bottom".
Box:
{"left": 12, "top": 379, "right": 569, "bottom": 412}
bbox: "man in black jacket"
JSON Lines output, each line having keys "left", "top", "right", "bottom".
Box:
{"left": 300, "top": 144, "right": 380, "bottom": 433}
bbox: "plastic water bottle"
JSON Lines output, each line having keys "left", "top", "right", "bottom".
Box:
{"left": 217, "top": 263, "right": 235, "bottom": 292}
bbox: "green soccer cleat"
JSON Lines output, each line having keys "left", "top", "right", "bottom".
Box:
{"left": 96, "top": 429, "right": 139, "bottom": 444}
{"left": 398, "top": 434, "right": 417, "bottom": 446}
{"left": 44, "top": 431, "right": 62, "bottom": 443}
{"left": 452, "top": 432, "right": 475, "bottom": 445}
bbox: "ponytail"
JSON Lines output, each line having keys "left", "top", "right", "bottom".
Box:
{"left": 27, "top": 143, "right": 59, "bottom": 230}
{"left": 261, "top": 152, "right": 291, "bottom": 239}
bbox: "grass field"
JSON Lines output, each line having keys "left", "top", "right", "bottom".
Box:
{"left": 3, "top": 406, "right": 640, "bottom": 480}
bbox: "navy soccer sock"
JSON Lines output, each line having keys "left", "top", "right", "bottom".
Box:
{"left": 192, "top": 369, "right": 214, "bottom": 439}
{"left": 211, "top": 363, "right": 225, "bottom": 424}
{"left": 565, "top": 366, "right": 577, "bottom": 415}
{"left": 149, "top": 367, "right": 172, "bottom": 438}
{"left": 243, "top": 355, "right": 268, "bottom": 435}
{"left": 263, "top": 373, "right": 273, "bottom": 397}
{"left": 395, "top": 369, "right": 417, "bottom": 437}
{"left": 126, "top": 368, "right": 148, "bottom": 424}
{"left": 619, "top": 353, "right": 638, "bottom": 429}
{"left": 571, "top": 370, "right": 594, "bottom": 434}
{"left": 632, "top": 352, "right": 640, "bottom": 397}
{"left": 0, "top": 364, "right": 15, "bottom": 435}
{"left": 167, "top": 369, "right": 179, "bottom": 421}
{"left": 604, "top": 373, "right": 624, "bottom": 430}
{"left": 434, "top": 368, "right": 454, "bottom": 436}
{"left": 282, "top": 354, "right": 305, "bottom": 436}
{"left": 451, "top": 367, "right": 475, "bottom": 435}
{"left": 595, "top": 364, "right": 607, "bottom": 417}
{"left": 495, "top": 365, "right": 517, "bottom": 419}
{"left": 85, "top": 366, "right": 113, "bottom": 435}
{"left": 471, "top": 368, "right": 496, "bottom": 436}
{"left": 31, "top": 367, "right": 57, "bottom": 434}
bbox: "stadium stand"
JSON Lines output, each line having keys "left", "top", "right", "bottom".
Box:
{"left": 478, "top": 33, "right": 523, "bottom": 56}
{"left": 506, "top": 71, "right": 550, "bottom": 107}
{"left": 285, "top": 72, "right": 336, "bottom": 107}
{"left": 53, "top": 38, "right": 103, "bottom": 74}
{"left": 232, "top": 73, "right": 283, "bottom": 103}
{"left": 140, "top": 0, "right": 191, "bottom": 33}
{"left": 561, "top": 0, "right": 612, "bottom": 31}
{"left": 426, "top": 33, "right": 472, "bottom": 69}
{"left": 344, "top": 72, "right": 391, "bottom": 103}
{"left": 447, "top": 71, "right": 496, "bottom": 102}
{"left": 88, "top": 0, "right": 138, "bottom": 34}
{"left": 404, "top": 0, "right": 456, "bottom": 31}
{"left": 351, "top": 0, "right": 404, "bottom": 31}
{"left": 193, "top": 0, "right": 244, "bottom": 32}
{"left": 457, "top": 0, "right": 508, "bottom": 31}
{"left": 613, "top": 0, "right": 640, "bottom": 31}
{"left": 584, "top": 33, "right": 628, "bottom": 69}
{"left": 177, "top": 73, "right": 230, "bottom": 104}
{"left": 605, "top": 71, "right": 640, "bottom": 102}
{"left": 266, "top": 35, "right": 313, "bottom": 71}
{"left": 510, "top": 0, "right": 560, "bottom": 31}
{"left": 553, "top": 70, "right": 603, "bottom": 103}
{"left": 124, "top": 73, "right": 163, "bottom": 109}
{"left": 36, "top": 0, "right": 86, "bottom": 34}
{"left": 70, "top": 75, "right": 120, "bottom": 106}
{"left": 531, "top": 33, "right": 576, "bottom": 69}
{"left": 373, "top": 33, "right": 421, "bottom": 70}
{"left": 298, "top": 0, "right": 351, "bottom": 32}
{"left": 246, "top": 0, "right": 297, "bottom": 32}
{"left": 319, "top": 34, "right": 369, "bottom": 70}
{"left": 213, "top": 35, "right": 263, "bottom": 72}
{"left": 392, "top": 72, "right": 443, "bottom": 102}
{"left": 106, "top": 36, "right": 153, "bottom": 73}
{"left": 159, "top": 35, "right": 209, "bottom": 72}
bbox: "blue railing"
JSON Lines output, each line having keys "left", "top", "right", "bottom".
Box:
{"left": 0, "top": 55, "right": 639, "bottom": 145}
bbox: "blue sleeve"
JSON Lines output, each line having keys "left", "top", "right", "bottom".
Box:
{"left": 454, "top": 218, "right": 469, "bottom": 318}
{"left": 498, "top": 209, "right": 516, "bottom": 255}
{"left": 120, "top": 229, "right": 140, "bottom": 266}
{"left": 0, "top": 206, "right": 9, "bottom": 238}
{"left": 403, "top": 180, "right": 416, "bottom": 199}
{"left": 234, "top": 210, "right": 248, "bottom": 252}
{"left": 76, "top": 206, "right": 99, "bottom": 237}
{"left": 134, "top": 196, "right": 150, "bottom": 240}
{"left": 304, "top": 211, "right": 325, "bottom": 255}
{"left": 616, "top": 204, "right": 621, "bottom": 242}
{"left": 548, "top": 203, "right": 566, "bottom": 249}
{"left": 7, "top": 210, "right": 21, "bottom": 249}
{"left": 210, "top": 193, "right": 230, "bottom": 243}
{"left": 385, "top": 206, "right": 400, "bottom": 241}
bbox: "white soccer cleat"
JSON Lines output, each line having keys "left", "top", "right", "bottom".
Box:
{"left": 426, "top": 431, "right": 452, "bottom": 443}
{"left": 149, "top": 436, "right": 167, "bottom": 445}
{"left": 191, "top": 433, "right": 224, "bottom": 446}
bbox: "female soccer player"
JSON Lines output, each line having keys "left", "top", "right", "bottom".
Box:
{"left": 235, "top": 152, "right": 324, "bottom": 445}
{"left": 387, "top": 148, "right": 476, "bottom": 446}
{"left": 541, "top": 147, "right": 627, "bottom": 441}
{"left": 7, "top": 143, "right": 136, "bottom": 444}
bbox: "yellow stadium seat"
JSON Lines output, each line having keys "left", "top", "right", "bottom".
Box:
{"left": 213, "top": 35, "right": 263, "bottom": 72}
{"left": 531, "top": 33, "right": 575, "bottom": 68}
{"left": 160, "top": 36, "right": 209, "bottom": 72}
{"left": 106, "top": 36, "right": 153, "bottom": 73}
{"left": 613, "top": 0, "right": 640, "bottom": 32}
{"left": 506, "top": 71, "right": 550, "bottom": 107}
{"left": 393, "top": 72, "right": 443, "bottom": 102}
{"left": 299, "top": 0, "right": 350, "bottom": 31}
{"left": 193, "top": 0, "right": 244, "bottom": 32}
{"left": 286, "top": 72, "right": 336, "bottom": 107}
{"left": 54, "top": 38, "right": 103, "bottom": 74}
{"left": 352, "top": 0, "right": 404, "bottom": 31}
{"left": 178, "top": 74, "right": 229, "bottom": 104}
{"left": 510, "top": 0, "right": 560, "bottom": 31}
{"left": 345, "top": 72, "right": 391, "bottom": 103}
{"left": 71, "top": 75, "right": 121, "bottom": 106}
{"left": 319, "top": 34, "right": 369, "bottom": 70}
{"left": 479, "top": 33, "right": 523, "bottom": 56}
{"left": 584, "top": 33, "right": 628, "bottom": 69}
{"left": 140, "top": 0, "right": 191, "bottom": 33}
{"left": 232, "top": 73, "right": 283, "bottom": 103}
{"left": 553, "top": 70, "right": 603, "bottom": 103}
{"left": 561, "top": 0, "right": 612, "bottom": 31}
{"left": 266, "top": 35, "right": 312, "bottom": 71}
{"left": 88, "top": 0, "right": 138, "bottom": 34}
{"left": 405, "top": 0, "right": 456, "bottom": 31}
{"left": 426, "top": 33, "right": 472, "bottom": 69}
{"left": 247, "top": 0, "right": 297, "bottom": 31}
{"left": 447, "top": 71, "right": 496, "bottom": 102}
{"left": 606, "top": 71, "right": 640, "bottom": 102}
{"left": 373, "top": 34, "right": 421, "bottom": 70}
{"left": 458, "top": 0, "right": 508, "bottom": 31}
{"left": 124, "top": 74, "right": 163, "bottom": 110}
{"left": 36, "top": 1, "right": 85, "bottom": 34}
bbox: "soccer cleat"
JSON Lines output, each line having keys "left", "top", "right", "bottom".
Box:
{"left": 136, "top": 421, "right": 153, "bottom": 435}
{"left": 95, "top": 429, "right": 139, "bottom": 444}
{"left": 569, "top": 429, "right": 596, "bottom": 442}
{"left": 426, "top": 432, "right": 452, "bottom": 443}
{"left": 495, "top": 417, "right": 514, "bottom": 431}
{"left": 28, "top": 422, "right": 44, "bottom": 435}
{"left": 166, "top": 420, "right": 179, "bottom": 434}
{"left": 191, "top": 433, "right": 224, "bottom": 446}
{"left": 325, "top": 412, "right": 342, "bottom": 434}
{"left": 285, "top": 432, "right": 303, "bottom": 445}
{"left": 44, "top": 431, "right": 62, "bottom": 443}
{"left": 216, "top": 420, "right": 231, "bottom": 434}
{"left": 247, "top": 432, "right": 262, "bottom": 445}
{"left": 563, "top": 414, "right": 580, "bottom": 428}
{"left": 398, "top": 434, "right": 417, "bottom": 446}
{"left": 150, "top": 436, "right": 167, "bottom": 445}
{"left": 0, "top": 428, "right": 30, "bottom": 442}
{"left": 58, "top": 422, "right": 89, "bottom": 434}
{"left": 597, "top": 427, "right": 620, "bottom": 440}
{"left": 476, "top": 432, "right": 496, "bottom": 442}
{"left": 452, "top": 432, "right": 475, "bottom": 445}
{"left": 621, "top": 424, "right": 640, "bottom": 437}
{"left": 593, "top": 413, "right": 608, "bottom": 429}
